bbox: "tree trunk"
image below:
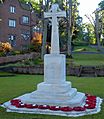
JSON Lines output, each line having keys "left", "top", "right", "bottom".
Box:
{"left": 67, "top": 0, "right": 72, "bottom": 57}
{"left": 41, "top": 20, "right": 48, "bottom": 59}
{"left": 95, "top": 12, "right": 101, "bottom": 51}
{"left": 40, "top": 0, "right": 49, "bottom": 59}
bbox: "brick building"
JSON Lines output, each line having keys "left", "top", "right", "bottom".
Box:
{"left": 0, "top": 0, "right": 38, "bottom": 50}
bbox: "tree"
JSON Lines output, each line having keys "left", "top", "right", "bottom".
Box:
{"left": 99, "top": 0, "right": 104, "bottom": 10}
{"left": 20, "top": 0, "right": 81, "bottom": 57}
{"left": 98, "top": 0, "right": 104, "bottom": 46}
{"left": 95, "top": 10, "right": 101, "bottom": 50}
{"left": 85, "top": 12, "right": 102, "bottom": 50}
{"left": 84, "top": 23, "right": 96, "bottom": 44}
{"left": 40, "top": 0, "right": 50, "bottom": 59}
{"left": 66, "top": 0, "right": 80, "bottom": 57}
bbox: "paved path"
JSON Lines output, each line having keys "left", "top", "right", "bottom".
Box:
{"left": 72, "top": 51, "right": 104, "bottom": 54}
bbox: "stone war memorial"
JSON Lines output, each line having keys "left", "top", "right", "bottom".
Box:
{"left": 2, "top": 4, "right": 102, "bottom": 117}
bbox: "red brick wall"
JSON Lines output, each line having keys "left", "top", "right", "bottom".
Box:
{"left": 0, "top": 0, "right": 37, "bottom": 50}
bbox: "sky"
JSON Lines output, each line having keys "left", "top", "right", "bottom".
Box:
{"left": 78, "top": 0, "right": 101, "bottom": 23}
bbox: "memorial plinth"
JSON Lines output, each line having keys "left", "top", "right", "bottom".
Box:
{"left": 20, "top": 53, "right": 85, "bottom": 107}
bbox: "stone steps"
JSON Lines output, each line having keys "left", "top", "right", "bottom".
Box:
{"left": 78, "top": 66, "right": 97, "bottom": 77}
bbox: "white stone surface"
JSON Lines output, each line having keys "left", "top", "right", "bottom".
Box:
{"left": 44, "top": 54, "right": 66, "bottom": 84}
{"left": 19, "top": 54, "right": 85, "bottom": 107}
{"left": 17, "top": 91, "right": 85, "bottom": 107}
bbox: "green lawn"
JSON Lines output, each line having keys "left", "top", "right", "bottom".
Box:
{"left": 74, "top": 45, "right": 98, "bottom": 52}
{"left": 72, "top": 54, "right": 104, "bottom": 66}
{"left": 0, "top": 74, "right": 104, "bottom": 119}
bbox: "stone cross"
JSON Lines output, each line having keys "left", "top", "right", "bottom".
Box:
{"left": 44, "top": 4, "right": 66, "bottom": 54}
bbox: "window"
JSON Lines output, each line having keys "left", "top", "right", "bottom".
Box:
{"left": 22, "top": 16, "right": 29, "bottom": 24}
{"left": 8, "top": 35, "right": 16, "bottom": 46}
{"left": 9, "top": 19, "right": 16, "bottom": 27}
{"left": 21, "top": 31, "right": 30, "bottom": 40}
{"left": 9, "top": 6, "right": 16, "bottom": 13}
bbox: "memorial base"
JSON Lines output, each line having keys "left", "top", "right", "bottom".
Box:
{"left": 1, "top": 55, "right": 103, "bottom": 117}
{"left": 17, "top": 54, "right": 85, "bottom": 107}
{"left": 2, "top": 94, "right": 102, "bottom": 117}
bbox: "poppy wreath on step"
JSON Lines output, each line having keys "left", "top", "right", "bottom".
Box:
{"left": 10, "top": 94, "right": 97, "bottom": 112}
{"left": 60, "top": 106, "right": 73, "bottom": 112}
{"left": 48, "top": 106, "right": 61, "bottom": 111}
{"left": 73, "top": 106, "right": 86, "bottom": 111}
{"left": 38, "top": 105, "right": 49, "bottom": 109}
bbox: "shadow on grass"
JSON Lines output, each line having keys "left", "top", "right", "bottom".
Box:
{"left": 0, "top": 72, "right": 16, "bottom": 77}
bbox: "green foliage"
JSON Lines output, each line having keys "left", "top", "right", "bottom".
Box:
{"left": 83, "top": 23, "right": 96, "bottom": 45}
{"left": 73, "top": 40, "right": 89, "bottom": 46}
{"left": 29, "top": 43, "right": 41, "bottom": 52}
{"left": 95, "top": 1, "right": 104, "bottom": 46}
{"left": 10, "top": 51, "right": 21, "bottom": 55}
{"left": 19, "top": 0, "right": 40, "bottom": 12}
{"left": 6, "top": 50, "right": 30, "bottom": 56}
{"left": 20, "top": 58, "right": 43, "bottom": 66}
{"left": 99, "top": 0, "right": 104, "bottom": 10}
{"left": 22, "top": 59, "right": 32, "bottom": 65}
{"left": 33, "top": 58, "right": 43, "bottom": 65}
{"left": 0, "top": 57, "right": 43, "bottom": 67}
{"left": 0, "top": 52, "right": 5, "bottom": 57}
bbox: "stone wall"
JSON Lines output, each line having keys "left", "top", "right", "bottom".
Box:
{"left": 5, "top": 65, "right": 83, "bottom": 76}
{"left": 69, "top": 65, "right": 104, "bottom": 77}
{"left": 0, "top": 52, "right": 39, "bottom": 65}
{"left": 10, "top": 65, "right": 44, "bottom": 75}
{"left": 67, "top": 65, "right": 80, "bottom": 76}
{"left": 6, "top": 65, "right": 104, "bottom": 77}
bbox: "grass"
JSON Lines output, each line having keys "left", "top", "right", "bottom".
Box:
{"left": 72, "top": 54, "right": 104, "bottom": 66}
{"left": 0, "top": 74, "right": 104, "bottom": 119}
{"left": 71, "top": 45, "right": 104, "bottom": 66}
{"left": 0, "top": 72, "right": 15, "bottom": 77}
{"left": 74, "top": 45, "right": 98, "bottom": 52}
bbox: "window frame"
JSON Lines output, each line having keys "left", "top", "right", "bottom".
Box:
{"left": 8, "top": 19, "right": 16, "bottom": 28}
{"left": 22, "top": 15, "right": 29, "bottom": 24}
{"left": 9, "top": 5, "right": 16, "bottom": 13}
{"left": 21, "top": 30, "right": 30, "bottom": 41}
{"left": 8, "top": 34, "right": 16, "bottom": 46}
